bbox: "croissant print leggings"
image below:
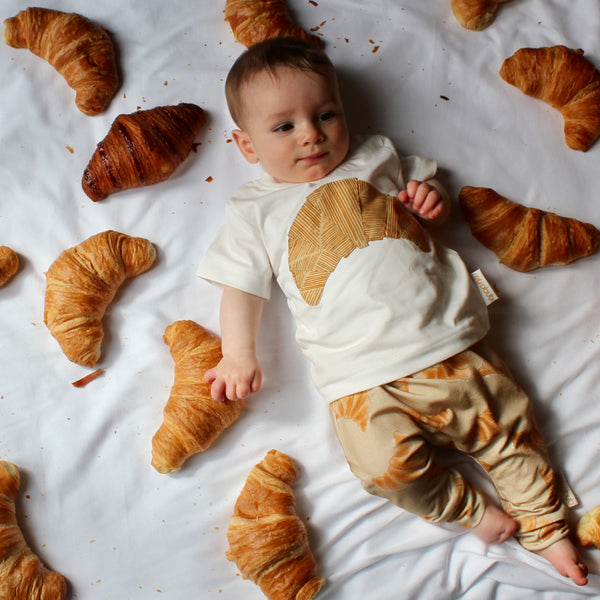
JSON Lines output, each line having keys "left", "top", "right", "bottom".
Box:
{"left": 329, "top": 342, "right": 569, "bottom": 551}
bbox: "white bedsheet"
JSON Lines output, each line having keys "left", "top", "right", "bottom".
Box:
{"left": 1, "top": 1, "right": 600, "bottom": 598}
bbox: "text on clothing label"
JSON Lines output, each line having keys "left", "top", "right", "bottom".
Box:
{"left": 471, "top": 269, "right": 499, "bottom": 306}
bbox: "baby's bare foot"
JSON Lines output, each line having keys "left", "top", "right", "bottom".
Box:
{"left": 536, "top": 538, "right": 588, "bottom": 586}
{"left": 471, "top": 504, "right": 518, "bottom": 544}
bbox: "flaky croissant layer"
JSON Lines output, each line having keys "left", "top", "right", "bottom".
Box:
{"left": 0, "top": 246, "right": 18, "bottom": 288}
{"left": 44, "top": 230, "right": 156, "bottom": 367}
{"left": 451, "top": 0, "right": 507, "bottom": 31}
{"left": 82, "top": 103, "right": 207, "bottom": 201}
{"left": 152, "top": 320, "right": 244, "bottom": 474}
{"left": 225, "top": 0, "right": 323, "bottom": 47}
{"left": 500, "top": 45, "right": 600, "bottom": 151}
{"left": 459, "top": 186, "right": 600, "bottom": 272}
{"left": 3, "top": 7, "right": 118, "bottom": 115}
{"left": 0, "top": 461, "right": 67, "bottom": 600}
{"left": 227, "top": 450, "right": 325, "bottom": 600}
{"left": 576, "top": 505, "right": 600, "bottom": 549}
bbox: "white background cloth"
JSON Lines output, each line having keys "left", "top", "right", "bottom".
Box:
{"left": 1, "top": 1, "right": 600, "bottom": 599}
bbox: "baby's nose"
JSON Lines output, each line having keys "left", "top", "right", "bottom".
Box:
{"left": 301, "top": 121, "right": 324, "bottom": 144}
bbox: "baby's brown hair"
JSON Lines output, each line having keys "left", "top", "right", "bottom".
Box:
{"left": 225, "top": 37, "right": 336, "bottom": 127}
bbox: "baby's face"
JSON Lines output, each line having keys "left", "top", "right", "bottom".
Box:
{"left": 232, "top": 66, "right": 350, "bottom": 183}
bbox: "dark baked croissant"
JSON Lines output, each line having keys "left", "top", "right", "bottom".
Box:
{"left": 451, "top": 0, "right": 508, "bottom": 30}
{"left": 44, "top": 230, "right": 156, "bottom": 367}
{"left": 0, "top": 461, "right": 67, "bottom": 600}
{"left": 82, "top": 103, "right": 207, "bottom": 201}
{"left": 500, "top": 46, "right": 600, "bottom": 151}
{"left": 459, "top": 186, "right": 600, "bottom": 271}
{"left": 0, "top": 246, "right": 18, "bottom": 288}
{"left": 576, "top": 505, "right": 600, "bottom": 549}
{"left": 224, "top": 0, "right": 323, "bottom": 48}
{"left": 151, "top": 320, "right": 244, "bottom": 474}
{"left": 227, "top": 449, "right": 325, "bottom": 600}
{"left": 3, "top": 7, "right": 118, "bottom": 116}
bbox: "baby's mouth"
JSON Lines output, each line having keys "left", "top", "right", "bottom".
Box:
{"left": 300, "top": 152, "right": 328, "bottom": 162}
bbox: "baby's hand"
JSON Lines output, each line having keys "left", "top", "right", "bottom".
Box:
{"left": 204, "top": 354, "right": 262, "bottom": 402}
{"left": 398, "top": 180, "right": 449, "bottom": 224}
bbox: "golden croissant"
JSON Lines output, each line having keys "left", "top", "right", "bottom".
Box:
{"left": 576, "top": 505, "right": 600, "bottom": 549}
{"left": 500, "top": 46, "right": 600, "bottom": 151}
{"left": 451, "top": 0, "right": 507, "bottom": 30}
{"left": 44, "top": 230, "right": 156, "bottom": 367}
{"left": 3, "top": 7, "right": 118, "bottom": 116}
{"left": 0, "top": 461, "right": 67, "bottom": 600}
{"left": 459, "top": 186, "right": 600, "bottom": 272}
{"left": 82, "top": 103, "right": 207, "bottom": 201}
{"left": 151, "top": 320, "right": 244, "bottom": 473}
{"left": 224, "top": 0, "right": 322, "bottom": 48}
{"left": 0, "top": 246, "right": 18, "bottom": 288}
{"left": 227, "top": 449, "right": 325, "bottom": 600}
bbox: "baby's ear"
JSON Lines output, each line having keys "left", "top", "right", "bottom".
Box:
{"left": 232, "top": 129, "right": 259, "bottom": 164}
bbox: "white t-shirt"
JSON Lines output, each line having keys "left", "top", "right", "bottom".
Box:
{"left": 198, "top": 135, "right": 489, "bottom": 401}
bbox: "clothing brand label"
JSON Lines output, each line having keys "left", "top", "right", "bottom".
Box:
{"left": 471, "top": 269, "right": 499, "bottom": 306}
{"left": 557, "top": 471, "right": 579, "bottom": 508}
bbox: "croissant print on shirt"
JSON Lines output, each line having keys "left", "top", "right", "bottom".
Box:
{"left": 288, "top": 178, "right": 430, "bottom": 305}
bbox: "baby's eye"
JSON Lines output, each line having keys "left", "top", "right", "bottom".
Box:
{"left": 274, "top": 123, "right": 294, "bottom": 133}
{"left": 319, "top": 111, "right": 336, "bottom": 122}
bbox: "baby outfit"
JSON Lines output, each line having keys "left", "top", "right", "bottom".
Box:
{"left": 329, "top": 341, "right": 568, "bottom": 550}
{"left": 198, "top": 134, "right": 569, "bottom": 550}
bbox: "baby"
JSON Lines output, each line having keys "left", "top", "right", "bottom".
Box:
{"left": 198, "top": 36, "right": 588, "bottom": 586}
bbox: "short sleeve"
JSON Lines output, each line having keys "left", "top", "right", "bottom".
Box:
{"left": 197, "top": 201, "right": 273, "bottom": 300}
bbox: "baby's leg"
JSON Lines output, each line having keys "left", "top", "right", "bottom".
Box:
{"left": 471, "top": 503, "right": 518, "bottom": 545}
{"left": 535, "top": 538, "right": 588, "bottom": 586}
{"left": 452, "top": 345, "right": 589, "bottom": 584}
{"left": 471, "top": 503, "right": 588, "bottom": 586}
{"left": 329, "top": 390, "right": 488, "bottom": 530}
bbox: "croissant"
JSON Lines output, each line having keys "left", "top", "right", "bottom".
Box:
{"left": 224, "top": 0, "right": 323, "bottom": 48}
{"left": 151, "top": 320, "right": 243, "bottom": 473}
{"left": 226, "top": 449, "right": 325, "bottom": 600}
{"left": 3, "top": 7, "right": 118, "bottom": 116}
{"left": 576, "top": 505, "right": 600, "bottom": 549}
{"left": 44, "top": 230, "right": 156, "bottom": 367}
{"left": 0, "top": 246, "right": 18, "bottom": 288}
{"left": 0, "top": 461, "right": 67, "bottom": 600}
{"left": 81, "top": 103, "right": 207, "bottom": 201}
{"left": 459, "top": 186, "right": 600, "bottom": 272}
{"left": 451, "top": 0, "right": 508, "bottom": 30}
{"left": 500, "top": 46, "right": 600, "bottom": 151}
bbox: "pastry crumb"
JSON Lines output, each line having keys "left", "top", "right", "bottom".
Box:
{"left": 72, "top": 368, "right": 104, "bottom": 388}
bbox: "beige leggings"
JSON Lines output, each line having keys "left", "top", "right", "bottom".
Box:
{"left": 329, "top": 342, "right": 569, "bottom": 551}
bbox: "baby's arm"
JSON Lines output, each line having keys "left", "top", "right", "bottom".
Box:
{"left": 398, "top": 179, "right": 451, "bottom": 226}
{"left": 204, "top": 286, "right": 264, "bottom": 402}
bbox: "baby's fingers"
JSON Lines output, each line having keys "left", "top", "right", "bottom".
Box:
{"left": 231, "top": 371, "right": 262, "bottom": 400}
{"left": 251, "top": 370, "right": 262, "bottom": 394}
{"left": 204, "top": 367, "right": 217, "bottom": 384}
{"left": 418, "top": 190, "right": 442, "bottom": 217}
{"left": 406, "top": 180, "right": 420, "bottom": 198}
{"left": 233, "top": 381, "right": 251, "bottom": 401}
{"left": 412, "top": 183, "right": 434, "bottom": 211}
{"left": 399, "top": 181, "right": 426, "bottom": 210}
{"left": 210, "top": 378, "right": 227, "bottom": 402}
